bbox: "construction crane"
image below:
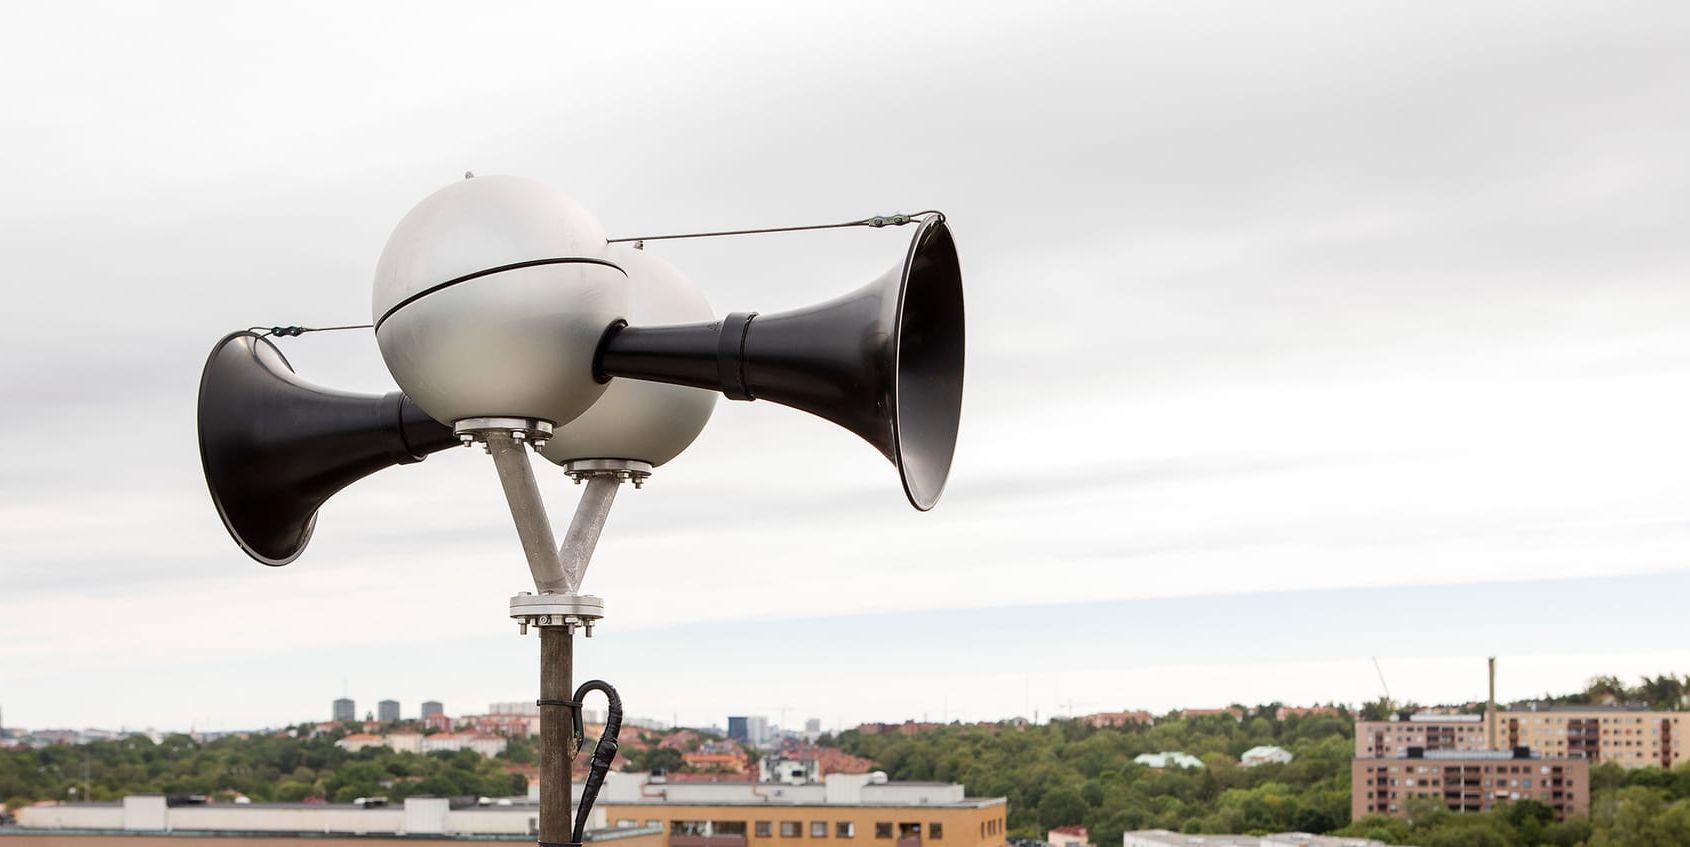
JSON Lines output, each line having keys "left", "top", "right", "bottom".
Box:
{"left": 1372, "top": 656, "right": 1394, "bottom": 714}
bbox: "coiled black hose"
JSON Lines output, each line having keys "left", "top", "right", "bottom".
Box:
{"left": 570, "top": 679, "right": 623, "bottom": 845}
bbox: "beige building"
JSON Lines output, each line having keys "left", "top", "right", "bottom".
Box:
{"left": 1358, "top": 708, "right": 1688, "bottom": 769}
{"left": 1501, "top": 707, "right": 1686, "bottom": 769}
{"left": 332, "top": 730, "right": 463, "bottom": 756}
{"left": 421, "top": 731, "right": 508, "bottom": 757}
{"left": 1351, "top": 750, "right": 1588, "bottom": 821}
{"left": 385, "top": 731, "right": 423, "bottom": 754}
{"left": 334, "top": 732, "right": 387, "bottom": 753}
{"left": 595, "top": 773, "right": 1006, "bottom": 847}
{"left": 1354, "top": 714, "right": 1487, "bottom": 759}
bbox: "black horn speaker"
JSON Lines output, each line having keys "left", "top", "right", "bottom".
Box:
{"left": 595, "top": 216, "right": 964, "bottom": 510}
{"left": 197, "top": 331, "right": 459, "bottom": 565}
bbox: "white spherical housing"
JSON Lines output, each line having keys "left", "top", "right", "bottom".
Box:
{"left": 541, "top": 246, "right": 717, "bottom": 467}
{"left": 372, "top": 175, "right": 627, "bottom": 427}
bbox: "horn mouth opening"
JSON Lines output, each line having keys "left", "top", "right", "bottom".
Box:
{"left": 891, "top": 218, "right": 965, "bottom": 511}
{"left": 198, "top": 330, "right": 315, "bottom": 566}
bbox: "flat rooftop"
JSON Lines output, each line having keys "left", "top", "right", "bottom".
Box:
{"left": 601, "top": 798, "right": 1006, "bottom": 809}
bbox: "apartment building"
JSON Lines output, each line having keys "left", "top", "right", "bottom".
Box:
{"left": 1354, "top": 714, "right": 1487, "bottom": 759}
{"left": 1501, "top": 706, "right": 1686, "bottom": 769}
{"left": 1359, "top": 707, "right": 1688, "bottom": 768}
{"left": 1351, "top": 749, "right": 1588, "bottom": 821}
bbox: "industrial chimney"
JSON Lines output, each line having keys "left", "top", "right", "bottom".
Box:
{"left": 1487, "top": 656, "right": 1498, "bottom": 751}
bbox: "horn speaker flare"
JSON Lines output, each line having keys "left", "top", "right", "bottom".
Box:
{"left": 595, "top": 216, "right": 965, "bottom": 510}
{"left": 197, "top": 331, "right": 458, "bottom": 565}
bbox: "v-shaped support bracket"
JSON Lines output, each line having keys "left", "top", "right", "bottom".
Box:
{"left": 475, "top": 428, "right": 646, "bottom": 596}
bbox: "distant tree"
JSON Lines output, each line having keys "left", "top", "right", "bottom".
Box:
{"left": 625, "top": 747, "right": 683, "bottom": 773}
{"left": 1584, "top": 675, "right": 1628, "bottom": 703}
{"left": 1037, "top": 785, "right": 1087, "bottom": 828}
{"left": 1358, "top": 698, "right": 1393, "bottom": 721}
{"left": 1636, "top": 675, "right": 1689, "bottom": 710}
{"left": 503, "top": 735, "right": 536, "bottom": 765}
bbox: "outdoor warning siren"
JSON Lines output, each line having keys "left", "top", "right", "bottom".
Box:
{"left": 540, "top": 245, "right": 718, "bottom": 469}
{"left": 197, "top": 331, "right": 458, "bottom": 565}
{"left": 371, "top": 175, "right": 628, "bottom": 429}
{"left": 194, "top": 178, "right": 966, "bottom": 847}
{"left": 596, "top": 215, "right": 964, "bottom": 510}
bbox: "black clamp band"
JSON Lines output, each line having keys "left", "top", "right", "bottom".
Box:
{"left": 537, "top": 698, "right": 581, "bottom": 708}
{"left": 717, "top": 312, "right": 757, "bottom": 401}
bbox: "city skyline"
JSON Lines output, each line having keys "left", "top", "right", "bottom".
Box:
{"left": 6, "top": 571, "right": 1688, "bottom": 734}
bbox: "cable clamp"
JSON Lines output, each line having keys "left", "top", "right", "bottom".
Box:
{"left": 866, "top": 213, "right": 913, "bottom": 228}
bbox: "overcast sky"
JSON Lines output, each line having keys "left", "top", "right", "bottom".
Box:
{"left": 3, "top": 1, "right": 1689, "bottom": 734}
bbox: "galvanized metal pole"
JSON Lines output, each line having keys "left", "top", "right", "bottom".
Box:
{"left": 539, "top": 625, "right": 574, "bottom": 846}
{"left": 486, "top": 431, "right": 569, "bottom": 594}
{"left": 560, "top": 477, "right": 619, "bottom": 592}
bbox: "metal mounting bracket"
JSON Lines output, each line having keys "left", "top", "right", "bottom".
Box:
{"left": 463, "top": 422, "right": 648, "bottom": 632}
{"left": 511, "top": 591, "right": 604, "bottom": 636}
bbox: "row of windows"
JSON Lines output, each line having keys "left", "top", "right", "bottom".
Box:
{"left": 1366, "top": 778, "right": 1570, "bottom": 790}
{"left": 1365, "top": 764, "right": 1565, "bottom": 775}
{"left": 1365, "top": 790, "right": 1573, "bottom": 803}
{"left": 654, "top": 815, "right": 1006, "bottom": 842}
{"left": 742, "top": 821, "right": 941, "bottom": 839}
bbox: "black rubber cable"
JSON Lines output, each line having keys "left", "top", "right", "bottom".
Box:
{"left": 570, "top": 679, "right": 624, "bottom": 845}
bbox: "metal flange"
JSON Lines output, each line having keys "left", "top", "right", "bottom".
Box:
{"left": 564, "top": 458, "right": 653, "bottom": 488}
{"left": 456, "top": 417, "right": 555, "bottom": 451}
{"left": 511, "top": 591, "right": 604, "bottom": 636}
